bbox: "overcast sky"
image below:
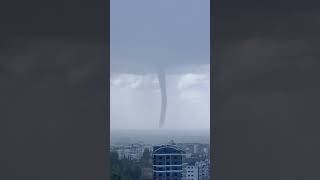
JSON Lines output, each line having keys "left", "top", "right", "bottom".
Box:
{"left": 110, "top": 0, "right": 210, "bottom": 130}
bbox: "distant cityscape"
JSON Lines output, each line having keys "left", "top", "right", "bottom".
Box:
{"left": 110, "top": 130, "right": 210, "bottom": 180}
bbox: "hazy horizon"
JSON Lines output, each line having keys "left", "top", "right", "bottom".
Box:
{"left": 110, "top": 128, "right": 210, "bottom": 133}
{"left": 110, "top": 128, "right": 210, "bottom": 145}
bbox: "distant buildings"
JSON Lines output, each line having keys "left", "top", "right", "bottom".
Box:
{"left": 116, "top": 143, "right": 144, "bottom": 160}
{"left": 203, "top": 148, "right": 208, "bottom": 154}
{"left": 152, "top": 143, "right": 186, "bottom": 180}
{"left": 144, "top": 144, "right": 154, "bottom": 152}
{"left": 117, "top": 148, "right": 131, "bottom": 159}
{"left": 193, "top": 144, "right": 197, "bottom": 154}
{"left": 177, "top": 143, "right": 210, "bottom": 156}
{"left": 111, "top": 140, "right": 211, "bottom": 180}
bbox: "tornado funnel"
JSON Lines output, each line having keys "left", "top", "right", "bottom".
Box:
{"left": 157, "top": 68, "right": 167, "bottom": 128}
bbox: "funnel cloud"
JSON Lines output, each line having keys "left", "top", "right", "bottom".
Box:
{"left": 157, "top": 68, "right": 167, "bottom": 128}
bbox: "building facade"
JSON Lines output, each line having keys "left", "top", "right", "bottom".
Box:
{"left": 129, "top": 143, "right": 144, "bottom": 160}
{"left": 195, "top": 160, "right": 210, "bottom": 180}
{"left": 186, "top": 165, "right": 199, "bottom": 180}
{"left": 153, "top": 145, "right": 186, "bottom": 180}
{"left": 117, "top": 147, "right": 130, "bottom": 160}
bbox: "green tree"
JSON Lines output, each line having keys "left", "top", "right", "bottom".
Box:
{"left": 111, "top": 151, "right": 119, "bottom": 164}
{"left": 111, "top": 150, "right": 142, "bottom": 180}
{"left": 111, "top": 170, "right": 122, "bottom": 180}
{"left": 132, "top": 165, "right": 142, "bottom": 180}
{"left": 140, "top": 148, "right": 151, "bottom": 167}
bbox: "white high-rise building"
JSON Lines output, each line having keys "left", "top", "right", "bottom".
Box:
{"left": 186, "top": 165, "right": 199, "bottom": 180}
{"left": 117, "top": 148, "right": 130, "bottom": 159}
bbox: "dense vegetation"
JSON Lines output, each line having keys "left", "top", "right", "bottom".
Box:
{"left": 110, "top": 148, "right": 152, "bottom": 180}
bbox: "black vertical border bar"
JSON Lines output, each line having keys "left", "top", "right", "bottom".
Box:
{"left": 106, "top": 0, "right": 111, "bottom": 177}
{"left": 210, "top": 0, "right": 320, "bottom": 179}
{"left": 0, "top": 0, "right": 110, "bottom": 179}
{"left": 97, "top": 0, "right": 110, "bottom": 175}
{"left": 210, "top": 0, "right": 215, "bottom": 179}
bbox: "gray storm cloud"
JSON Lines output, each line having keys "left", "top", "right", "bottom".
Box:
{"left": 111, "top": 57, "right": 209, "bottom": 129}
{"left": 157, "top": 68, "right": 167, "bottom": 128}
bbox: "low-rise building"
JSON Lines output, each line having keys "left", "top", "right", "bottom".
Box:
{"left": 195, "top": 160, "right": 210, "bottom": 180}
{"left": 116, "top": 143, "right": 144, "bottom": 160}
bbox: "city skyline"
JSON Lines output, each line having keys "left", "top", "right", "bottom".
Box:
{"left": 111, "top": 139, "right": 210, "bottom": 180}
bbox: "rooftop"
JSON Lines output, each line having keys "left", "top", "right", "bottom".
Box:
{"left": 153, "top": 144, "right": 186, "bottom": 154}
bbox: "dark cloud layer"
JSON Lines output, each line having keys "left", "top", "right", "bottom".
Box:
{"left": 214, "top": 0, "right": 320, "bottom": 42}
{"left": 0, "top": 0, "right": 106, "bottom": 43}
{"left": 213, "top": 0, "right": 320, "bottom": 179}
{"left": 0, "top": 0, "right": 108, "bottom": 179}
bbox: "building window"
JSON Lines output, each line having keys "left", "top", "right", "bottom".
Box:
{"left": 166, "top": 155, "right": 170, "bottom": 159}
